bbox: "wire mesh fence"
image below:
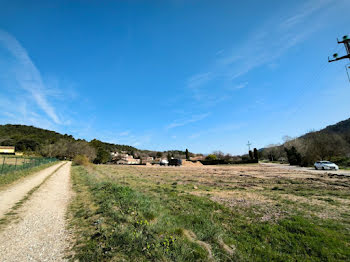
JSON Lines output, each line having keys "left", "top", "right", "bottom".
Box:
{"left": 0, "top": 156, "right": 57, "bottom": 175}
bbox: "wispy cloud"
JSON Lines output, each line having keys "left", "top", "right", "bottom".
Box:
{"left": 186, "top": 0, "right": 345, "bottom": 101}
{"left": 165, "top": 113, "right": 210, "bottom": 130}
{"left": 187, "top": 72, "right": 214, "bottom": 89}
{"left": 233, "top": 82, "right": 248, "bottom": 90}
{"left": 280, "top": 0, "right": 333, "bottom": 29}
{"left": 0, "top": 29, "right": 61, "bottom": 124}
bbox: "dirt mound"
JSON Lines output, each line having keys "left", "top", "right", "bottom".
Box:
{"left": 182, "top": 160, "right": 203, "bottom": 167}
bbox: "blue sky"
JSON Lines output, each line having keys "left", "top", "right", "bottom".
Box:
{"left": 0, "top": 0, "right": 350, "bottom": 155}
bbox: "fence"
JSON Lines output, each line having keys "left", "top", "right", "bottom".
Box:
{"left": 0, "top": 156, "right": 57, "bottom": 175}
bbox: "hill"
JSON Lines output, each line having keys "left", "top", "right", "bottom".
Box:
{"left": 0, "top": 124, "right": 196, "bottom": 163}
{"left": 262, "top": 117, "right": 350, "bottom": 166}
{"left": 0, "top": 124, "right": 138, "bottom": 162}
{"left": 319, "top": 118, "right": 350, "bottom": 137}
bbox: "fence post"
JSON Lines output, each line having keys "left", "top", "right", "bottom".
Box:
{"left": 1, "top": 157, "right": 5, "bottom": 174}
{"left": 15, "top": 157, "right": 17, "bottom": 170}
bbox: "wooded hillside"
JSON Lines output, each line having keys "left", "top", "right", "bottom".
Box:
{"left": 262, "top": 118, "right": 350, "bottom": 167}
{"left": 0, "top": 124, "right": 195, "bottom": 164}
{"left": 0, "top": 124, "right": 138, "bottom": 162}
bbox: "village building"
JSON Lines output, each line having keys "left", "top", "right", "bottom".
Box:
{"left": 111, "top": 152, "right": 141, "bottom": 165}
{"left": 141, "top": 156, "right": 154, "bottom": 163}
{"left": 0, "top": 146, "right": 15, "bottom": 155}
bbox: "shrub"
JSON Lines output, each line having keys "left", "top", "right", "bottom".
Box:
{"left": 249, "top": 150, "right": 253, "bottom": 160}
{"left": 205, "top": 154, "right": 217, "bottom": 161}
{"left": 285, "top": 146, "right": 302, "bottom": 166}
{"left": 73, "top": 155, "right": 91, "bottom": 166}
{"left": 253, "top": 148, "right": 259, "bottom": 160}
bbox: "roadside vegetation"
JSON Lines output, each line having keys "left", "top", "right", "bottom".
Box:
{"left": 0, "top": 161, "right": 58, "bottom": 189}
{"left": 68, "top": 164, "right": 350, "bottom": 261}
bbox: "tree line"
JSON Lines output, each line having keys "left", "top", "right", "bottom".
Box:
{"left": 0, "top": 125, "right": 137, "bottom": 163}
{"left": 0, "top": 124, "right": 199, "bottom": 164}
{"left": 261, "top": 118, "right": 350, "bottom": 167}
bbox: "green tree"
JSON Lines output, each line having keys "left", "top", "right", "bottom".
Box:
{"left": 285, "top": 146, "right": 302, "bottom": 166}
{"left": 253, "top": 148, "right": 259, "bottom": 160}
{"left": 249, "top": 150, "right": 253, "bottom": 160}
{"left": 205, "top": 154, "right": 217, "bottom": 161}
{"left": 156, "top": 152, "right": 162, "bottom": 158}
{"left": 94, "top": 148, "right": 111, "bottom": 164}
{"left": 185, "top": 149, "right": 190, "bottom": 160}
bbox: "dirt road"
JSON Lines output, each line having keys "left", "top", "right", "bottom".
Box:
{"left": 0, "top": 162, "right": 64, "bottom": 218}
{"left": 260, "top": 162, "right": 350, "bottom": 176}
{"left": 0, "top": 162, "right": 72, "bottom": 261}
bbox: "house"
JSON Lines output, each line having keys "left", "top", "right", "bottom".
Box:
{"left": 0, "top": 146, "right": 15, "bottom": 155}
{"left": 112, "top": 152, "right": 141, "bottom": 165}
{"left": 141, "top": 156, "right": 154, "bottom": 163}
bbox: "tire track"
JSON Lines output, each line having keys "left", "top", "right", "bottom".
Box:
{"left": 0, "top": 162, "right": 72, "bottom": 261}
{"left": 0, "top": 162, "right": 64, "bottom": 218}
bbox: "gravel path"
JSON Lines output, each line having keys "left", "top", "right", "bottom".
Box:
{"left": 0, "top": 162, "right": 64, "bottom": 218}
{"left": 0, "top": 162, "right": 72, "bottom": 261}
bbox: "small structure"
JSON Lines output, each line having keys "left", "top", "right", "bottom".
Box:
{"left": 0, "top": 146, "right": 15, "bottom": 155}
{"left": 112, "top": 152, "right": 141, "bottom": 165}
{"left": 141, "top": 156, "right": 154, "bottom": 164}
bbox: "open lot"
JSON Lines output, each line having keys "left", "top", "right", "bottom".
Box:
{"left": 69, "top": 163, "right": 350, "bottom": 261}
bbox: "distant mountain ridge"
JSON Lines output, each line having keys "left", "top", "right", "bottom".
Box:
{"left": 321, "top": 118, "right": 350, "bottom": 135}
{"left": 301, "top": 118, "right": 350, "bottom": 141}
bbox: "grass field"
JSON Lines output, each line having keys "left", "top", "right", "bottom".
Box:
{"left": 68, "top": 164, "right": 350, "bottom": 261}
{"left": 0, "top": 161, "right": 59, "bottom": 189}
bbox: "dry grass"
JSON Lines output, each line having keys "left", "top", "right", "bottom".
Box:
{"left": 68, "top": 163, "right": 350, "bottom": 261}
{"left": 98, "top": 163, "right": 350, "bottom": 222}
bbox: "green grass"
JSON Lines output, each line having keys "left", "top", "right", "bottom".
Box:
{"left": 0, "top": 161, "right": 59, "bottom": 189}
{"left": 68, "top": 166, "right": 350, "bottom": 261}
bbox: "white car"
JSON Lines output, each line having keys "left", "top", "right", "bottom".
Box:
{"left": 314, "top": 161, "right": 339, "bottom": 170}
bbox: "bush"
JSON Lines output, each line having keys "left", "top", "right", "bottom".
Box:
{"left": 205, "top": 154, "right": 217, "bottom": 161}
{"left": 330, "top": 156, "right": 350, "bottom": 167}
{"left": 73, "top": 155, "right": 91, "bottom": 166}
{"left": 285, "top": 146, "right": 302, "bottom": 166}
{"left": 253, "top": 148, "right": 259, "bottom": 160}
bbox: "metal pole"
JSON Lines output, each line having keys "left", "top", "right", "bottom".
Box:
{"left": 15, "top": 157, "right": 17, "bottom": 170}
